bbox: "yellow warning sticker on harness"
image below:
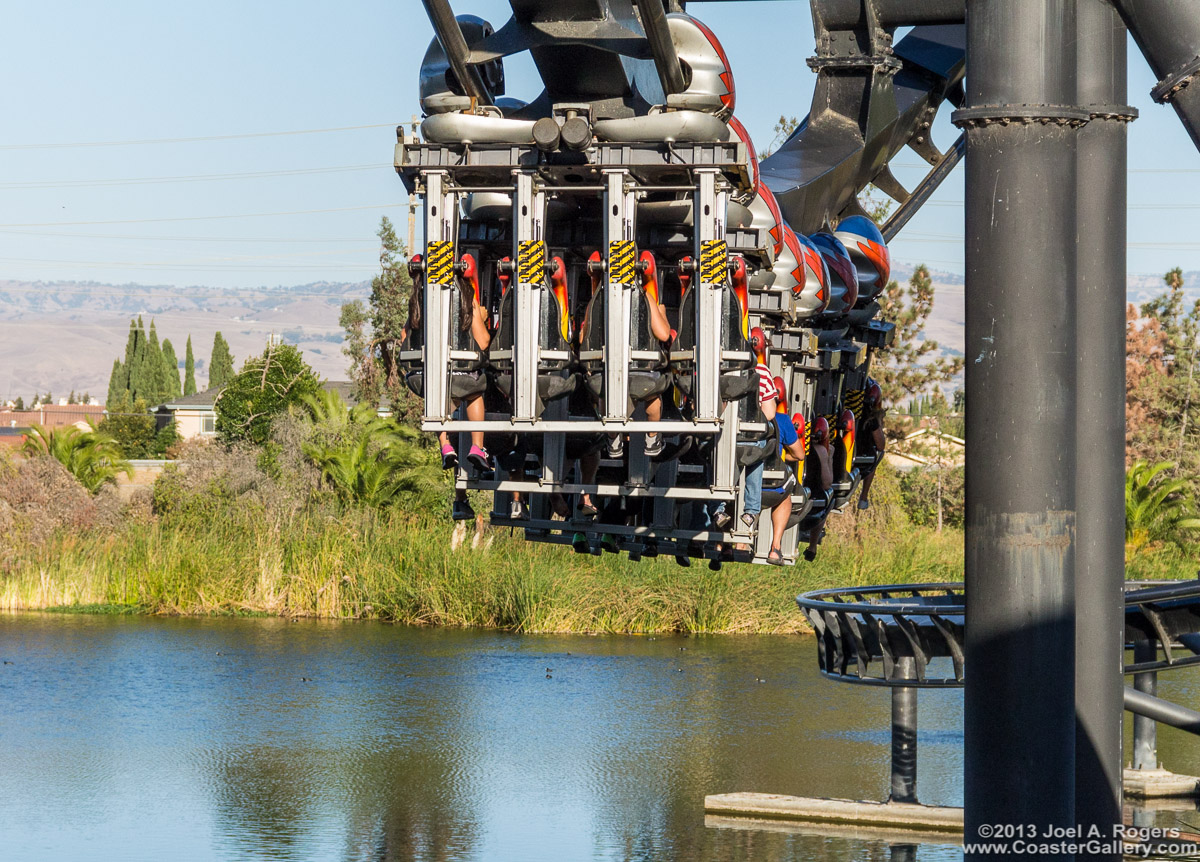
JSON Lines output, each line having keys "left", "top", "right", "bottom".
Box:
{"left": 426, "top": 241, "right": 455, "bottom": 284}
{"left": 517, "top": 240, "right": 546, "bottom": 284}
{"left": 699, "top": 239, "right": 728, "bottom": 284}
{"left": 608, "top": 240, "right": 636, "bottom": 284}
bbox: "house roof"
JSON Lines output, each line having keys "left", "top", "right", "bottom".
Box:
{"left": 155, "top": 381, "right": 383, "bottom": 412}
{"left": 157, "top": 387, "right": 223, "bottom": 411}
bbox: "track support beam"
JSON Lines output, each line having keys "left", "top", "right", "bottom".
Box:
{"left": 956, "top": 1, "right": 1084, "bottom": 856}
{"left": 1074, "top": 3, "right": 1133, "bottom": 856}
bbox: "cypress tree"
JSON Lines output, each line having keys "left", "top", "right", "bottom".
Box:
{"left": 130, "top": 317, "right": 150, "bottom": 402}
{"left": 209, "top": 332, "right": 234, "bottom": 388}
{"left": 145, "top": 320, "right": 166, "bottom": 405}
{"left": 184, "top": 336, "right": 197, "bottom": 396}
{"left": 161, "top": 338, "right": 182, "bottom": 399}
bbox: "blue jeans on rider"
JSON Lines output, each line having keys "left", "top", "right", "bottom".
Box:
{"left": 743, "top": 440, "right": 767, "bottom": 516}
{"left": 706, "top": 438, "right": 768, "bottom": 524}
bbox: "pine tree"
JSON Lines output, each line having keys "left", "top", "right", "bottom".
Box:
{"left": 874, "top": 264, "right": 964, "bottom": 410}
{"left": 184, "top": 336, "right": 197, "bottom": 395}
{"left": 209, "top": 332, "right": 234, "bottom": 389}
{"left": 161, "top": 338, "right": 182, "bottom": 399}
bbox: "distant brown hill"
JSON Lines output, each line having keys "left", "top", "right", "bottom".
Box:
{"left": 1, "top": 268, "right": 1193, "bottom": 404}
{"left": 0, "top": 278, "right": 367, "bottom": 402}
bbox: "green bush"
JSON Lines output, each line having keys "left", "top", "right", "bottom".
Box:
{"left": 899, "top": 465, "right": 964, "bottom": 529}
{"left": 215, "top": 342, "right": 321, "bottom": 445}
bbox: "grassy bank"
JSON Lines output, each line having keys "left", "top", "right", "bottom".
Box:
{"left": 0, "top": 505, "right": 966, "bottom": 634}
{"left": 4, "top": 434, "right": 1194, "bottom": 633}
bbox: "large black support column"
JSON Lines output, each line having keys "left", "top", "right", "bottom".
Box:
{"left": 954, "top": 2, "right": 1084, "bottom": 857}
{"left": 1074, "top": 1, "right": 1132, "bottom": 856}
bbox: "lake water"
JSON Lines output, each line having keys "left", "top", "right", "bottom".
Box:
{"left": 1, "top": 614, "right": 1197, "bottom": 861}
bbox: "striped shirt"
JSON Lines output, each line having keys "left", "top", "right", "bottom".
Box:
{"left": 756, "top": 363, "right": 778, "bottom": 404}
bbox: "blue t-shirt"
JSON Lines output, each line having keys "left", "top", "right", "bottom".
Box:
{"left": 775, "top": 413, "right": 798, "bottom": 447}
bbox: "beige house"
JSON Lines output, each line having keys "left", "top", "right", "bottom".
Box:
{"left": 155, "top": 390, "right": 219, "bottom": 440}
{"left": 155, "top": 382, "right": 381, "bottom": 440}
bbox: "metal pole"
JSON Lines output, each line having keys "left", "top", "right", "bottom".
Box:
{"left": 955, "top": 1, "right": 1083, "bottom": 856}
{"left": 1125, "top": 684, "right": 1200, "bottom": 735}
{"left": 1074, "top": 1, "right": 1131, "bottom": 855}
{"left": 1111, "top": 0, "right": 1200, "bottom": 154}
{"left": 634, "top": 0, "right": 687, "bottom": 98}
{"left": 1132, "top": 641, "right": 1159, "bottom": 770}
{"left": 420, "top": 0, "right": 493, "bottom": 106}
{"left": 890, "top": 656, "right": 918, "bottom": 805}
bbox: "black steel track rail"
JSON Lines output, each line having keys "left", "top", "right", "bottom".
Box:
{"left": 796, "top": 579, "right": 1200, "bottom": 687}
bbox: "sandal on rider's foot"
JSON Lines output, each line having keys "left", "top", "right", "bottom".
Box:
{"left": 766, "top": 548, "right": 784, "bottom": 566}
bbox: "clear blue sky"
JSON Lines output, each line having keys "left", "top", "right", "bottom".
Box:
{"left": 2, "top": 0, "right": 1199, "bottom": 289}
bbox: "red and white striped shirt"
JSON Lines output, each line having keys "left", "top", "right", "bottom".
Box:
{"left": 756, "top": 363, "right": 778, "bottom": 404}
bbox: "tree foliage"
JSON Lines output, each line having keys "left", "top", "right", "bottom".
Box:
{"left": 215, "top": 341, "right": 321, "bottom": 445}
{"left": 161, "top": 338, "right": 182, "bottom": 399}
{"left": 99, "top": 391, "right": 179, "bottom": 458}
{"left": 1126, "top": 267, "right": 1200, "bottom": 496}
{"left": 107, "top": 317, "right": 192, "bottom": 406}
{"left": 20, "top": 424, "right": 132, "bottom": 493}
{"left": 208, "top": 332, "right": 235, "bottom": 389}
{"left": 184, "top": 336, "right": 197, "bottom": 396}
{"left": 1126, "top": 461, "right": 1200, "bottom": 553}
{"left": 874, "top": 264, "right": 964, "bottom": 409}
{"left": 340, "top": 216, "right": 420, "bottom": 423}
{"left": 297, "top": 390, "right": 444, "bottom": 508}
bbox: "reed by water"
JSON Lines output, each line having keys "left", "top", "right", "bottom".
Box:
{"left": 0, "top": 504, "right": 968, "bottom": 633}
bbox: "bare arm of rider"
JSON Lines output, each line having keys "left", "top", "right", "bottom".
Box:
{"left": 648, "top": 302, "right": 672, "bottom": 344}
{"left": 471, "top": 300, "right": 491, "bottom": 351}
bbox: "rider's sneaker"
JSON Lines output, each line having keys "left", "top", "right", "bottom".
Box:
{"left": 467, "top": 445, "right": 491, "bottom": 472}
{"left": 452, "top": 498, "right": 476, "bottom": 521}
{"left": 441, "top": 444, "right": 458, "bottom": 471}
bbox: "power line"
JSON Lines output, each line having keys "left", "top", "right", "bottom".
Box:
{"left": 0, "top": 203, "right": 405, "bottom": 228}
{"left": 0, "top": 123, "right": 398, "bottom": 151}
{"left": 0, "top": 229, "right": 374, "bottom": 243}
{"left": 0, "top": 164, "right": 391, "bottom": 190}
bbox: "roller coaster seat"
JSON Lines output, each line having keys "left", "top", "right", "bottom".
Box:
{"left": 828, "top": 408, "right": 862, "bottom": 511}
{"left": 673, "top": 256, "right": 756, "bottom": 403}
{"left": 663, "top": 13, "right": 735, "bottom": 118}
{"left": 490, "top": 255, "right": 577, "bottom": 408}
{"left": 399, "top": 255, "right": 426, "bottom": 399}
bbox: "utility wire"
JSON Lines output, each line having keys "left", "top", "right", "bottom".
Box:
{"left": 0, "top": 123, "right": 398, "bottom": 150}
{"left": 0, "top": 203, "right": 404, "bottom": 228}
{"left": 0, "top": 164, "right": 391, "bottom": 190}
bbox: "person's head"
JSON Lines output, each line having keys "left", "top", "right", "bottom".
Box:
{"left": 750, "top": 326, "right": 769, "bottom": 361}
{"left": 458, "top": 252, "right": 480, "bottom": 331}
{"left": 813, "top": 415, "right": 830, "bottom": 446}
{"left": 773, "top": 375, "right": 787, "bottom": 411}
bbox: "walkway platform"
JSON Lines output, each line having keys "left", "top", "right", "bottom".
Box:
{"left": 703, "top": 793, "right": 963, "bottom": 833}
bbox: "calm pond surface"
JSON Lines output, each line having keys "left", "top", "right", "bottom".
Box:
{"left": 1, "top": 614, "right": 1198, "bottom": 861}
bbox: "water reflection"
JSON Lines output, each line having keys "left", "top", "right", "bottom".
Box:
{"left": 0, "top": 614, "right": 970, "bottom": 860}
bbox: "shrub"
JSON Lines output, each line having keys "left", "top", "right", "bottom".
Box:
{"left": 215, "top": 341, "right": 321, "bottom": 445}
{"left": 20, "top": 424, "right": 133, "bottom": 493}
{"left": 899, "top": 465, "right": 964, "bottom": 530}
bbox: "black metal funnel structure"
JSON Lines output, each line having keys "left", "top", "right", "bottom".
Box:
{"left": 759, "top": 23, "right": 965, "bottom": 233}
{"left": 1114, "top": 0, "right": 1200, "bottom": 153}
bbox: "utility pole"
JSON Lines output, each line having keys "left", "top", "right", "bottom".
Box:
{"left": 407, "top": 114, "right": 419, "bottom": 258}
